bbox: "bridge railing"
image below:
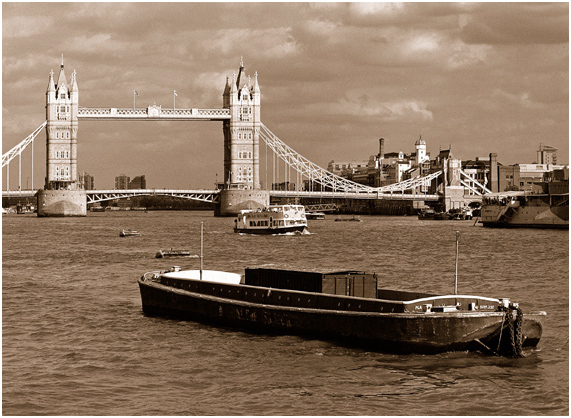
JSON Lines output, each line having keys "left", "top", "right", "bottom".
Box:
{"left": 85, "top": 189, "right": 220, "bottom": 204}
{"left": 77, "top": 107, "right": 230, "bottom": 120}
{"left": 260, "top": 123, "right": 443, "bottom": 196}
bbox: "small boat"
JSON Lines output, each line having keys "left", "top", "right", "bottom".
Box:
{"left": 335, "top": 215, "right": 362, "bottom": 222}
{"left": 120, "top": 229, "right": 141, "bottom": 237}
{"left": 480, "top": 191, "right": 568, "bottom": 229}
{"left": 306, "top": 212, "right": 326, "bottom": 220}
{"left": 234, "top": 205, "right": 308, "bottom": 234}
{"left": 155, "top": 249, "right": 197, "bottom": 258}
{"left": 433, "top": 211, "right": 450, "bottom": 220}
{"left": 138, "top": 266, "right": 545, "bottom": 357}
{"left": 418, "top": 209, "right": 436, "bottom": 220}
{"left": 449, "top": 208, "right": 473, "bottom": 221}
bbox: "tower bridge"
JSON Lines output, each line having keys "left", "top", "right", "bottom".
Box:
{"left": 2, "top": 57, "right": 489, "bottom": 217}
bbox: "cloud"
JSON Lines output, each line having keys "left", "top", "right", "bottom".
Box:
{"left": 2, "top": 15, "right": 54, "bottom": 38}
{"left": 207, "top": 28, "right": 299, "bottom": 60}
{"left": 317, "top": 96, "right": 433, "bottom": 121}
{"left": 2, "top": 2, "right": 568, "bottom": 189}
{"left": 459, "top": 3, "right": 568, "bottom": 45}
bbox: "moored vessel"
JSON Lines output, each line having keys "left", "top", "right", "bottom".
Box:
{"left": 334, "top": 215, "right": 362, "bottom": 222}
{"left": 306, "top": 211, "right": 325, "bottom": 220}
{"left": 234, "top": 204, "right": 308, "bottom": 234}
{"left": 155, "top": 249, "right": 197, "bottom": 258}
{"left": 480, "top": 191, "right": 568, "bottom": 229}
{"left": 120, "top": 229, "right": 141, "bottom": 237}
{"left": 138, "top": 266, "right": 545, "bottom": 357}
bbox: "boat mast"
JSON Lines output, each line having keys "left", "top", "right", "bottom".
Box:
{"left": 454, "top": 231, "right": 459, "bottom": 295}
{"left": 200, "top": 222, "right": 204, "bottom": 280}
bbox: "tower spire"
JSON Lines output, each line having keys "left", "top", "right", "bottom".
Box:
{"left": 56, "top": 55, "right": 67, "bottom": 89}
{"left": 230, "top": 72, "right": 237, "bottom": 93}
{"left": 70, "top": 69, "right": 78, "bottom": 92}
{"left": 253, "top": 71, "right": 260, "bottom": 94}
{"left": 236, "top": 57, "right": 244, "bottom": 89}
{"left": 47, "top": 69, "right": 55, "bottom": 92}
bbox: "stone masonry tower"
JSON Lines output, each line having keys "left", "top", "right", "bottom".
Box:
{"left": 45, "top": 57, "right": 79, "bottom": 190}
{"left": 217, "top": 59, "right": 269, "bottom": 216}
{"left": 415, "top": 135, "right": 427, "bottom": 166}
{"left": 222, "top": 59, "right": 261, "bottom": 190}
{"left": 38, "top": 57, "right": 86, "bottom": 216}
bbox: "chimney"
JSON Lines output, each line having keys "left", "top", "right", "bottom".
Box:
{"left": 378, "top": 138, "right": 385, "bottom": 158}
{"left": 489, "top": 153, "right": 498, "bottom": 193}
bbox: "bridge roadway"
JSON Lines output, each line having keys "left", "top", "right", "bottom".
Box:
{"left": 3, "top": 189, "right": 439, "bottom": 203}
{"left": 77, "top": 107, "right": 230, "bottom": 121}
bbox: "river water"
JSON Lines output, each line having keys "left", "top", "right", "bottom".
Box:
{"left": 2, "top": 211, "right": 568, "bottom": 415}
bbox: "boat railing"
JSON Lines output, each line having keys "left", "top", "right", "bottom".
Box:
{"left": 146, "top": 274, "right": 506, "bottom": 314}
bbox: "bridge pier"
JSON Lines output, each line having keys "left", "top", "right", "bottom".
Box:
{"left": 37, "top": 189, "right": 86, "bottom": 217}
{"left": 215, "top": 189, "right": 269, "bottom": 217}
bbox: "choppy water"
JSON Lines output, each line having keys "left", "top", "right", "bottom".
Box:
{"left": 2, "top": 211, "right": 568, "bottom": 415}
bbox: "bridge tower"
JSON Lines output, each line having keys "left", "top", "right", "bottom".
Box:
{"left": 217, "top": 59, "right": 269, "bottom": 216}
{"left": 37, "top": 58, "right": 86, "bottom": 216}
{"left": 442, "top": 154, "right": 465, "bottom": 211}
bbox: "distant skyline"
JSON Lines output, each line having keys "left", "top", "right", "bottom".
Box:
{"left": 2, "top": 2, "right": 569, "bottom": 190}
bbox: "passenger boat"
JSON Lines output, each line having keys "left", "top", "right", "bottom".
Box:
{"left": 120, "top": 229, "right": 141, "bottom": 237}
{"left": 139, "top": 266, "right": 544, "bottom": 357}
{"left": 155, "top": 249, "right": 197, "bottom": 258}
{"left": 480, "top": 191, "right": 568, "bottom": 229}
{"left": 234, "top": 205, "right": 308, "bottom": 234}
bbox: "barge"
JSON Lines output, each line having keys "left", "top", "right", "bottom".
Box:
{"left": 138, "top": 267, "right": 545, "bottom": 357}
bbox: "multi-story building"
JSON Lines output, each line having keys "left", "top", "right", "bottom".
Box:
{"left": 537, "top": 144, "right": 558, "bottom": 165}
{"left": 498, "top": 163, "right": 568, "bottom": 192}
{"left": 115, "top": 174, "right": 130, "bottom": 190}
{"left": 327, "top": 160, "right": 369, "bottom": 178}
{"left": 79, "top": 172, "right": 94, "bottom": 190}
{"left": 129, "top": 175, "right": 146, "bottom": 189}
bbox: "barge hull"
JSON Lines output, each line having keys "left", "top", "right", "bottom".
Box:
{"left": 138, "top": 279, "right": 544, "bottom": 354}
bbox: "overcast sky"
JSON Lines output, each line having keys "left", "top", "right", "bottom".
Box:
{"left": 2, "top": 2, "right": 569, "bottom": 190}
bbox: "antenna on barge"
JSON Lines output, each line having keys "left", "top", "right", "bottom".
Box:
{"left": 454, "top": 231, "right": 459, "bottom": 295}
{"left": 200, "top": 222, "right": 204, "bottom": 280}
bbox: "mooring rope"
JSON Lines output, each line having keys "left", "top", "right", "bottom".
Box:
{"left": 497, "top": 305, "right": 525, "bottom": 357}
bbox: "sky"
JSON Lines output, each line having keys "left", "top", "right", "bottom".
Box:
{"left": 2, "top": 2, "right": 569, "bottom": 190}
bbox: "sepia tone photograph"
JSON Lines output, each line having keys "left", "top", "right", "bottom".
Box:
{"left": 2, "top": 2, "right": 568, "bottom": 415}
